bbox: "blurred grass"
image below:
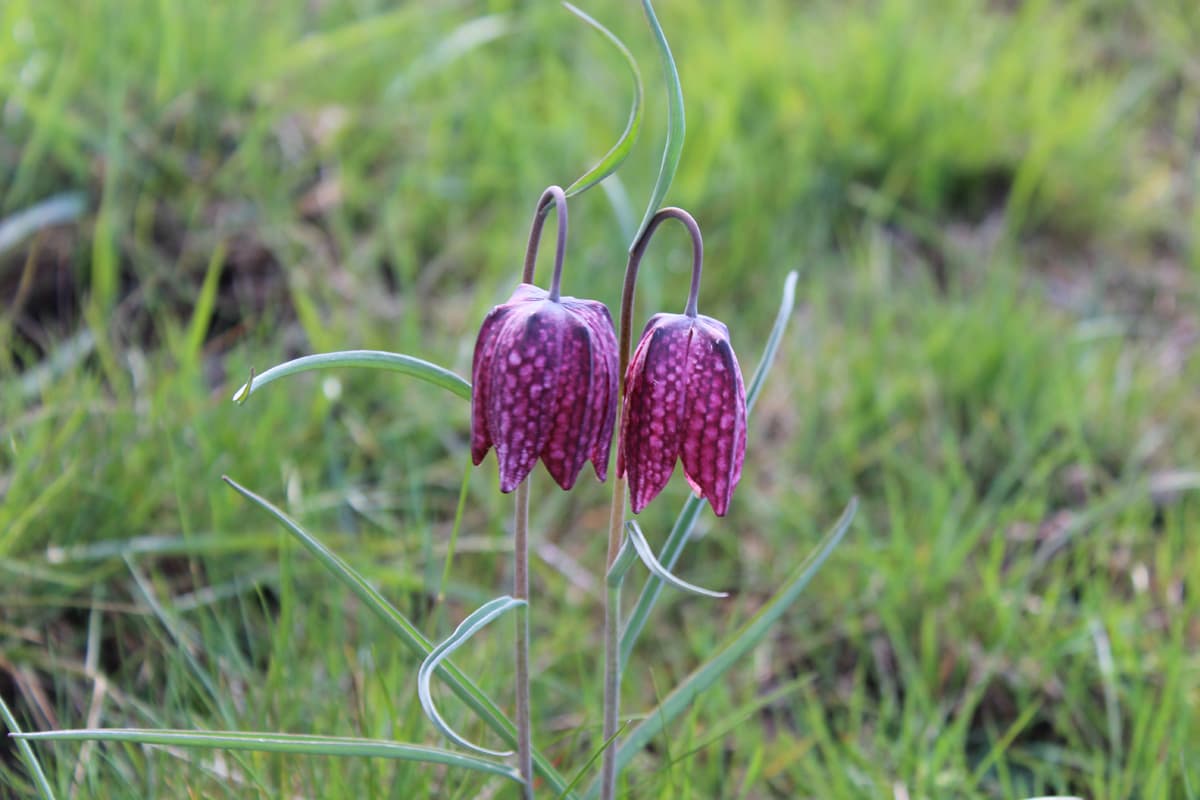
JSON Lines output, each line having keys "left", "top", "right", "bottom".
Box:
{"left": 2, "top": 0, "right": 1199, "bottom": 797}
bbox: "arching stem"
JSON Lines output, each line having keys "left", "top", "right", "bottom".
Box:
{"left": 522, "top": 185, "right": 569, "bottom": 301}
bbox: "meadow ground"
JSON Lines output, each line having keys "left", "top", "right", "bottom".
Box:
{"left": 2, "top": 0, "right": 1199, "bottom": 797}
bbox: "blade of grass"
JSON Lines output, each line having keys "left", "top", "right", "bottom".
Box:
{"left": 231, "top": 350, "right": 470, "bottom": 404}
{"left": 620, "top": 271, "right": 798, "bottom": 667}
{"left": 556, "top": 721, "right": 630, "bottom": 800}
{"left": 386, "top": 14, "right": 513, "bottom": 98}
{"left": 181, "top": 240, "right": 226, "bottom": 366}
{"left": 436, "top": 456, "right": 474, "bottom": 607}
{"left": 221, "top": 476, "right": 575, "bottom": 798}
{"left": 0, "top": 692, "right": 58, "bottom": 800}
{"left": 587, "top": 498, "right": 858, "bottom": 799}
{"left": 630, "top": 0, "right": 685, "bottom": 248}
{"left": 12, "top": 729, "right": 521, "bottom": 783}
{"left": 418, "top": 596, "right": 526, "bottom": 758}
{"left": 562, "top": 3, "right": 644, "bottom": 198}
{"left": 270, "top": 4, "right": 438, "bottom": 77}
{"left": 967, "top": 700, "right": 1043, "bottom": 787}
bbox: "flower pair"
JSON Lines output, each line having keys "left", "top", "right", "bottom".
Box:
{"left": 471, "top": 193, "right": 746, "bottom": 516}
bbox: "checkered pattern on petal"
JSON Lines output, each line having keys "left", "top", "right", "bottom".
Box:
{"left": 470, "top": 283, "right": 619, "bottom": 493}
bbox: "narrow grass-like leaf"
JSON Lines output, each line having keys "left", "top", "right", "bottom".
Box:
{"left": 436, "top": 456, "right": 474, "bottom": 606}
{"left": 418, "top": 596, "right": 526, "bottom": 758}
{"left": 620, "top": 271, "right": 798, "bottom": 666}
{"left": 0, "top": 693, "right": 58, "bottom": 800}
{"left": 743, "top": 271, "right": 798, "bottom": 416}
{"left": 386, "top": 14, "right": 512, "bottom": 98}
{"left": 12, "top": 729, "right": 521, "bottom": 783}
{"left": 625, "top": 521, "right": 726, "bottom": 598}
{"left": 221, "top": 476, "right": 575, "bottom": 798}
{"left": 967, "top": 700, "right": 1043, "bottom": 787}
{"left": 182, "top": 241, "right": 226, "bottom": 365}
{"left": 271, "top": 5, "right": 431, "bottom": 77}
{"left": 231, "top": 350, "right": 470, "bottom": 404}
{"left": 630, "top": 0, "right": 685, "bottom": 248}
{"left": 587, "top": 499, "right": 858, "bottom": 799}
{"left": 556, "top": 721, "right": 630, "bottom": 800}
{"left": 562, "top": 3, "right": 643, "bottom": 198}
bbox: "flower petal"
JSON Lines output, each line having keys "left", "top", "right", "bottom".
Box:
{"left": 540, "top": 319, "right": 595, "bottom": 490}
{"left": 565, "top": 298, "right": 619, "bottom": 481}
{"left": 488, "top": 304, "right": 564, "bottom": 492}
{"left": 679, "top": 317, "right": 746, "bottom": 516}
{"left": 469, "top": 304, "right": 512, "bottom": 466}
{"left": 619, "top": 314, "right": 693, "bottom": 513}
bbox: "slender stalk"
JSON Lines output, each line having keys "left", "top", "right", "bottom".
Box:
{"left": 624, "top": 207, "right": 703, "bottom": 323}
{"left": 598, "top": 474, "right": 627, "bottom": 800}
{"left": 513, "top": 480, "right": 534, "bottom": 799}
{"left": 523, "top": 185, "right": 569, "bottom": 300}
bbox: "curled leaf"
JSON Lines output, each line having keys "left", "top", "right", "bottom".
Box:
{"left": 625, "top": 520, "right": 727, "bottom": 598}
{"left": 418, "top": 596, "right": 527, "bottom": 757}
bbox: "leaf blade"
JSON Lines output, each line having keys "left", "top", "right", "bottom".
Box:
{"left": 625, "top": 521, "right": 726, "bottom": 598}
{"left": 231, "top": 350, "right": 470, "bottom": 404}
{"left": 562, "top": 3, "right": 644, "bottom": 198}
{"left": 0, "top": 693, "right": 58, "bottom": 800}
{"left": 418, "top": 596, "right": 526, "bottom": 757}
{"left": 12, "top": 728, "right": 521, "bottom": 783}
{"left": 0, "top": 192, "right": 86, "bottom": 257}
{"left": 630, "top": 0, "right": 685, "bottom": 247}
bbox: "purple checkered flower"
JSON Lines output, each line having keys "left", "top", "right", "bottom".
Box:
{"left": 617, "top": 313, "right": 746, "bottom": 516}
{"left": 614, "top": 207, "right": 747, "bottom": 517}
{"left": 471, "top": 283, "right": 619, "bottom": 493}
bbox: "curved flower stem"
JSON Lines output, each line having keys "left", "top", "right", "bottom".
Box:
{"left": 513, "top": 480, "right": 534, "bottom": 799}
{"left": 623, "top": 207, "right": 704, "bottom": 328}
{"left": 523, "top": 185, "right": 569, "bottom": 301}
{"left": 600, "top": 206, "right": 703, "bottom": 799}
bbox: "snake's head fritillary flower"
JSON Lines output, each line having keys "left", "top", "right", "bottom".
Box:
{"left": 471, "top": 283, "right": 619, "bottom": 493}
{"left": 617, "top": 312, "right": 747, "bottom": 516}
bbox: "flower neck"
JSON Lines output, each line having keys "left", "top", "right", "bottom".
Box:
{"left": 523, "top": 186, "right": 569, "bottom": 302}
{"left": 620, "top": 207, "right": 705, "bottom": 382}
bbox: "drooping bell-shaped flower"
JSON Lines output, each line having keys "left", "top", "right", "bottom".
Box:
{"left": 470, "top": 189, "right": 619, "bottom": 493}
{"left": 615, "top": 207, "right": 747, "bottom": 517}
{"left": 618, "top": 313, "right": 746, "bottom": 515}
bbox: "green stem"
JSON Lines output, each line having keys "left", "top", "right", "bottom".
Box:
{"left": 599, "top": 474, "right": 627, "bottom": 800}
{"left": 513, "top": 480, "right": 534, "bottom": 799}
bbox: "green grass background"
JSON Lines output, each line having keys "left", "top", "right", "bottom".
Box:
{"left": 2, "top": 0, "right": 1199, "bottom": 796}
